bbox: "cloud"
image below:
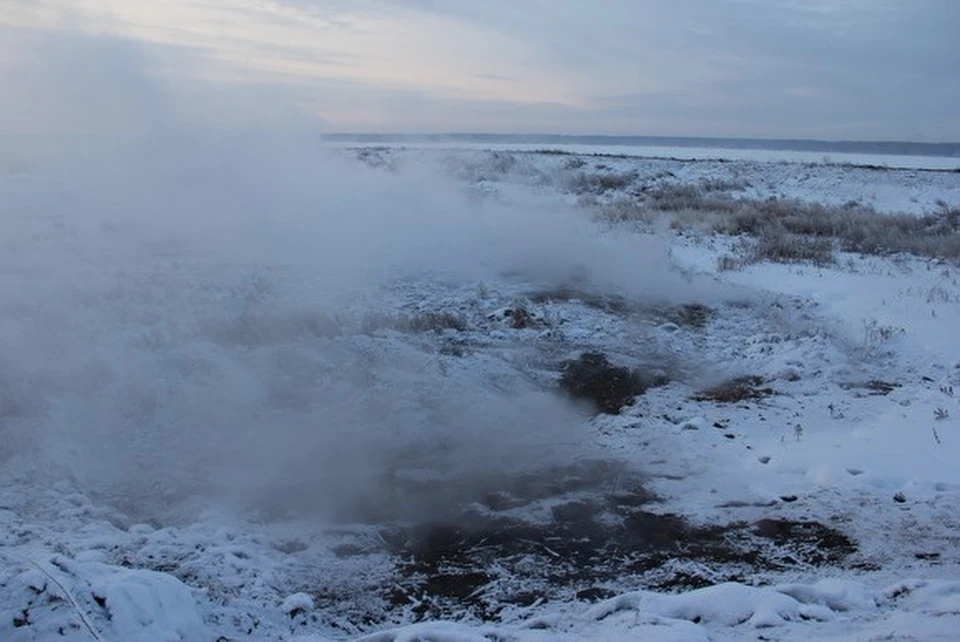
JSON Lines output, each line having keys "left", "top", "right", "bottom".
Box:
{"left": 2, "top": 0, "right": 958, "bottom": 139}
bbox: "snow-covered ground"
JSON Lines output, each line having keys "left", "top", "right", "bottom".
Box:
{"left": 3, "top": 144, "right": 960, "bottom": 642}
{"left": 347, "top": 145, "right": 960, "bottom": 216}
{"left": 325, "top": 140, "right": 960, "bottom": 172}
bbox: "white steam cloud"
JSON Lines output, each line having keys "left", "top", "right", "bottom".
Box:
{"left": 0, "top": 26, "right": 722, "bottom": 521}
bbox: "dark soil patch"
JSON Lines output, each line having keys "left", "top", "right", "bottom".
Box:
{"left": 423, "top": 572, "right": 492, "bottom": 600}
{"left": 753, "top": 519, "right": 857, "bottom": 565}
{"left": 368, "top": 461, "right": 856, "bottom": 623}
{"left": 560, "top": 351, "right": 669, "bottom": 414}
{"left": 693, "top": 375, "right": 774, "bottom": 403}
{"left": 382, "top": 510, "right": 855, "bottom": 621}
{"left": 576, "top": 587, "right": 617, "bottom": 602}
{"left": 839, "top": 380, "right": 901, "bottom": 396}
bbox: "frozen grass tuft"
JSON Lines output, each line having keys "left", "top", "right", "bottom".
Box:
{"left": 564, "top": 170, "right": 638, "bottom": 195}
{"left": 595, "top": 189, "right": 960, "bottom": 266}
{"left": 643, "top": 183, "right": 742, "bottom": 213}
{"left": 752, "top": 231, "right": 836, "bottom": 266}
{"left": 361, "top": 310, "right": 468, "bottom": 335}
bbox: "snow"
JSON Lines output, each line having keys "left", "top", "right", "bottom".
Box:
{"left": 327, "top": 140, "right": 960, "bottom": 171}
{"left": 344, "top": 145, "right": 960, "bottom": 216}
{"left": 282, "top": 593, "right": 317, "bottom": 616}
{"left": 3, "top": 138, "right": 960, "bottom": 641}
{"left": 0, "top": 553, "right": 205, "bottom": 642}
{"left": 588, "top": 582, "right": 831, "bottom": 627}
{"left": 86, "top": 564, "right": 206, "bottom": 642}
{"left": 282, "top": 578, "right": 960, "bottom": 641}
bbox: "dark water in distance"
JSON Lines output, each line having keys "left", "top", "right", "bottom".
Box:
{"left": 323, "top": 133, "right": 959, "bottom": 159}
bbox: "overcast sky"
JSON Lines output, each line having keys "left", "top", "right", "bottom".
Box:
{"left": 2, "top": 0, "right": 958, "bottom": 140}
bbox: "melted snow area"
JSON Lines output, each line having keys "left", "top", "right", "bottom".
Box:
{"left": 3, "top": 145, "right": 960, "bottom": 642}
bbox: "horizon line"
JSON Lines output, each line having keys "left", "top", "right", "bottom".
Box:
{"left": 322, "top": 132, "right": 960, "bottom": 148}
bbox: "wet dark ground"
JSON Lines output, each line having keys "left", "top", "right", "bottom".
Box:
{"left": 335, "top": 460, "right": 856, "bottom": 622}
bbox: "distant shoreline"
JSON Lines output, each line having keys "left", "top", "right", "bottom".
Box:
{"left": 322, "top": 133, "right": 959, "bottom": 159}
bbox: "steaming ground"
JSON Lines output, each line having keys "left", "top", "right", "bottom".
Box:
{"left": 4, "top": 33, "right": 960, "bottom": 641}
{"left": 3, "top": 143, "right": 960, "bottom": 641}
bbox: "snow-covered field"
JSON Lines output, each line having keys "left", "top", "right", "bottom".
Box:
{"left": 3, "top": 136, "right": 960, "bottom": 642}
{"left": 350, "top": 144, "right": 960, "bottom": 216}
{"left": 327, "top": 140, "right": 960, "bottom": 172}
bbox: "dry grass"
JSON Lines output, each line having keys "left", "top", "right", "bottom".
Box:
{"left": 693, "top": 375, "right": 774, "bottom": 403}
{"left": 641, "top": 183, "right": 742, "bottom": 213}
{"left": 752, "top": 232, "right": 835, "bottom": 266}
{"left": 594, "top": 189, "right": 960, "bottom": 266}
{"left": 667, "top": 303, "right": 714, "bottom": 328}
{"left": 564, "top": 170, "right": 638, "bottom": 195}
{"left": 361, "top": 311, "right": 468, "bottom": 335}
{"left": 593, "top": 199, "right": 658, "bottom": 226}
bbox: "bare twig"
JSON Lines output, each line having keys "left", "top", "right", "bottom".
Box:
{"left": 0, "top": 550, "right": 104, "bottom": 641}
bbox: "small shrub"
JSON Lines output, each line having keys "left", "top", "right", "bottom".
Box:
{"left": 593, "top": 199, "right": 656, "bottom": 226}
{"left": 488, "top": 151, "right": 518, "bottom": 174}
{"left": 699, "top": 177, "right": 748, "bottom": 192}
{"left": 565, "top": 171, "right": 638, "bottom": 195}
{"left": 597, "top": 172, "right": 637, "bottom": 192}
{"left": 752, "top": 232, "right": 835, "bottom": 265}
{"left": 595, "top": 188, "right": 960, "bottom": 265}
{"left": 716, "top": 254, "right": 744, "bottom": 272}
{"left": 643, "top": 184, "right": 739, "bottom": 213}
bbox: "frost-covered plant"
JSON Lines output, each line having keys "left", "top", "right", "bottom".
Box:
{"left": 594, "top": 194, "right": 960, "bottom": 265}
{"left": 752, "top": 232, "right": 835, "bottom": 265}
